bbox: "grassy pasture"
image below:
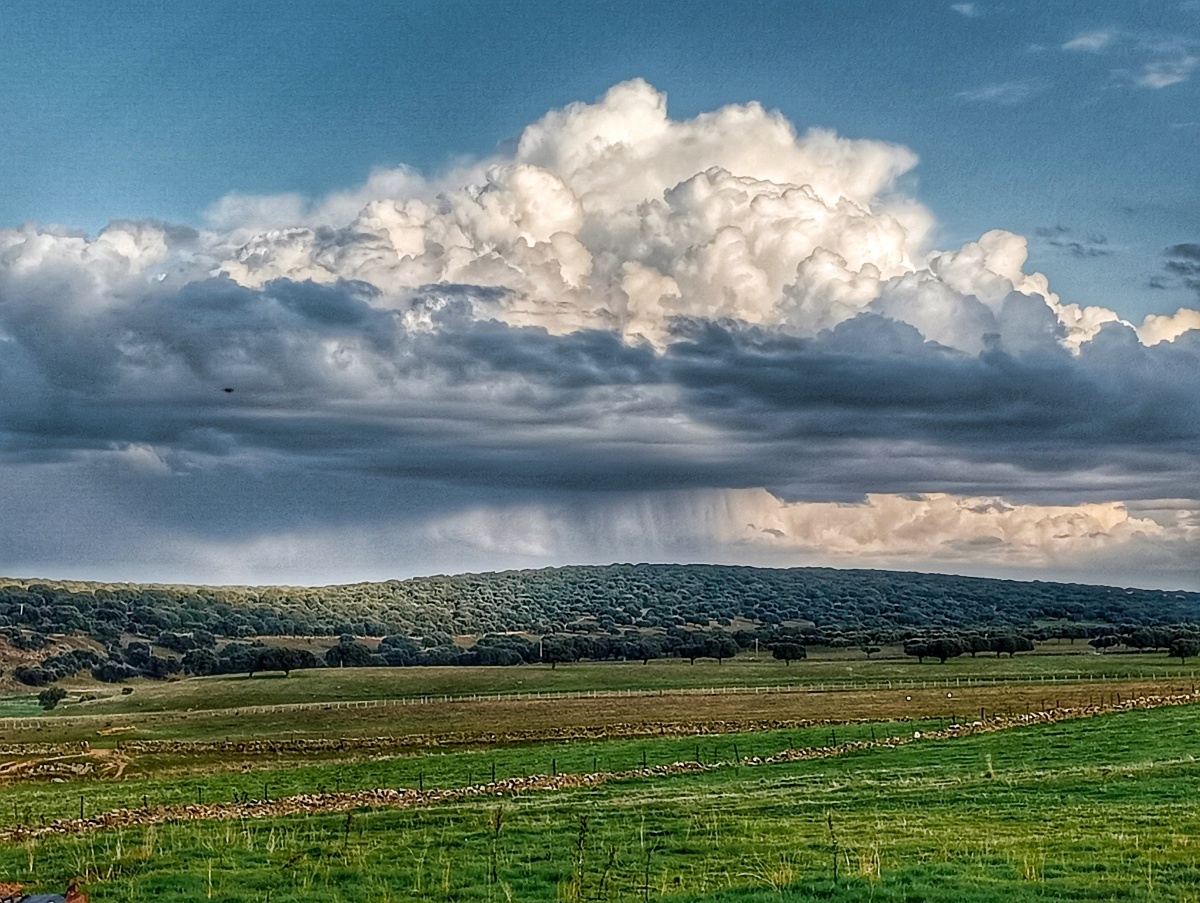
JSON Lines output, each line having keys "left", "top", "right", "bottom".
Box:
{"left": 2, "top": 654, "right": 1200, "bottom": 899}
{"left": 0, "top": 719, "right": 945, "bottom": 827}
{"left": 2, "top": 704, "right": 1200, "bottom": 900}
{"left": 1, "top": 679, "right": 1191, "bottom": 747}
{"left": 55, "top": 649, "right": 1200, "bottom": 716}
{"left": 0, "top": 649, "right": 1189, "bottom": 746}
{"left": 0, "top": 697, "right": 42, "bottom": 719}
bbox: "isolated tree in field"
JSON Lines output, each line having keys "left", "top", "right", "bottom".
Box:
{"left": 903, "top": 641, "right": 929, "bottom": 664}
{"left": 672, "top": 632, "right": 736, "bottom": 665}
{"left": 540, "top": 637, "right": 573, "bottom": 669}
{"left": 965, "top": 635, "right": 991, "bottom": 658}
{"left": 772, "top": 642, "right": 806, "bottom": 665}
{"left": 324, "top": 637, "right": 373, "bottom": 668}
{"left": 247, "top": 650, "right": 266, "bottom": 678}
{"left": 710, "top": 634, "right": 739, "bottom": 665}
{"left": 924, "top": 637, "right": 965, "bottom": 664}
{"left": 991, "top": 635, "right": 1034, "bottom": 657}
{"left": 861, "top": 645, "right": 881, "bottom": 659}
{"left": 1088, "top": 635, "right": 1119, "bottom": 653}
{"left": 676, "top": 632, "right": 708, "bottom": 665}
{"left": 623, "top": 635, "right": 661, "bottom": 664}
{"left": 37, "top": 686, "right": 66, "bottom": 710}
{"left": 1169, "top": 637, "right": 1200, "bottom": 663}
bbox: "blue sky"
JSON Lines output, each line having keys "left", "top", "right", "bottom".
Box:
{"left": 1, "top": 1, "right": 1198, "bottom": 588}
{"left": 4, "top": 0, "right": 1197, "bottom": 320}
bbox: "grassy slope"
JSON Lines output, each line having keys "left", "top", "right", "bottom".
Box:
{"left": 3, "top": 704, "right": 1200, "bottom": 900}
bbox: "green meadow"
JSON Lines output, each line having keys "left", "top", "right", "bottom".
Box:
{"left": 2, "top": 699, "right": 1200, "bottom": 900}
{"left": 0, "top": 719, "right": 942, "bottom": 827}
{"left": 53, "top": 649, "right": 1200, "bottom": 717}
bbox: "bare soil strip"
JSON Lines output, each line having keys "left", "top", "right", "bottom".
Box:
{"left": 2, "top": 691, "right": 1194, "bottom": 844}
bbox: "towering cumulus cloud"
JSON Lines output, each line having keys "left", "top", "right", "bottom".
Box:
{"left": 0, "top": 82, "right": 1197, "bottom": 586}
{"left": 215, "top": 79, "right": 929, "bottom": 341}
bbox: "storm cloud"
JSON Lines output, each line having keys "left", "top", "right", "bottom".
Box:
{"left": 1, "top": 82, "right": 1197, "bottom": 586}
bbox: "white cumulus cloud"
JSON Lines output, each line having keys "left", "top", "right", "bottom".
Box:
{"left": 181, "top": 81, "right": 1188, "bottom": 355}
{"left": 0, "top": 81, "right": 1197, "bottom": 585}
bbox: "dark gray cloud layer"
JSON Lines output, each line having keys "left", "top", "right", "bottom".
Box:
{"left": 1, "top": 81, "right": 1197, "bottom": 585}
{"left": 1036, "top": 225, "right": 1111, "bottom": 259}
{"left": 2, "top": 273, "right": 1197, "bottom": 509}
{"left": 1165, "top": 243, "right": 1200, "bottom": 294}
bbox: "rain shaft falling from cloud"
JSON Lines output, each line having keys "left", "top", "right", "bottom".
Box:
{"left": 0, "top": 82, "right": 1197, "bottom": 586}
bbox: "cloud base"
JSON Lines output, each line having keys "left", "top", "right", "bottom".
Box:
{"left": 1, "top": 82, "right": 1197, "bottom": 588}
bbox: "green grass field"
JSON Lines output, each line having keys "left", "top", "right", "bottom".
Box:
{"left": 3, "top": 704, "right": 1200, "bottom": 901}
{"left": 0, "top": 650, "right": 1187, "bottom": 746}
{"left": 0, "top": 718, "right": 951, "bottom": 827}
{"left": 0, "top": 696, "right": 42, "bottom": 719}
{"left": 50, "top": 648, "right": 1200, "bottom": 717}
{"left": 2, "top": 654, "right": 1199, "bottom": 900}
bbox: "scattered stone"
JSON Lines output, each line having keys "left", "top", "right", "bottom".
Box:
{"left": 0, "top": 691, "right": 1194, "bottom": 843}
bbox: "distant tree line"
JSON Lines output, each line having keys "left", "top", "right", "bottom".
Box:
{"left": 0, "top": 565, "right": 1196, "bottom": 647}
{"left": 902, "top": 634, "right": 1035, "bottom": 664}
{"left": 15, "top": 616, "right": 1200, "bottom": 688}
{"left": 4, "top": 565, "right": 1200, "bottom": 687}
{"left": 181, "top": 629, "right": 746, "bottom": 677}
